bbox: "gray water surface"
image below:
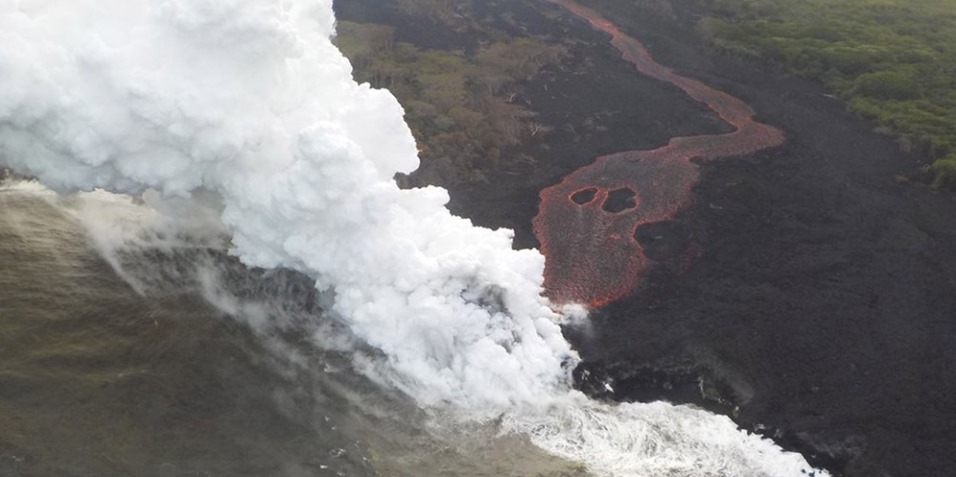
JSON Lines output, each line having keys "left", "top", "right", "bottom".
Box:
{"left": 0, "top": 182, "right": 586, "bottom": 477}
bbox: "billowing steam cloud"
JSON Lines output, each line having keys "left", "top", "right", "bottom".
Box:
{"left": 1, "top": 1, "right": 827, "bottom": 475}
{"left": 0, "top": 0, "right": 573, "bottom": 408}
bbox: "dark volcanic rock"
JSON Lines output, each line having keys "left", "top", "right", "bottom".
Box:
{"left": 338, "top": 1, "right": 956, "bottom": 476}
{"left": 560, "top": 1, "right": 956, "bottom": 476}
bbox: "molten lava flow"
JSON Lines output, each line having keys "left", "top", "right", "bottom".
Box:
{"left": 534, "top": 0, "right": 785, "bottom": 307}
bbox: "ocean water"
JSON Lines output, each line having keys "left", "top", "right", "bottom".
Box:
{"left": 0, "top": 179, "right": 827, "bottom": 477}
{"left": 0, "top": 180, "right": 587, "bottom": 477}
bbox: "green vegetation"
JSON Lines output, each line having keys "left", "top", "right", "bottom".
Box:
{"left": 335, "top": 15, "right": 566, "bottom": 185}
{"left": 697, "top": 0, "right": 956, "bottom": 187}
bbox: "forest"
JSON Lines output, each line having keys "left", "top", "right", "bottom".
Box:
{"left": 696, "top": 0, "right": 956, "bottom": 187}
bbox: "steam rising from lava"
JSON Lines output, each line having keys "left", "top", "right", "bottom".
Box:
{"left": 0, "top": 2, "right": 827, "bottom": 475}
{"left": 0, "top": 0, "right": 574, "bottom": 408}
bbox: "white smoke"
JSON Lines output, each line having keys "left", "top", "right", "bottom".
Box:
{"left": 0, "top": 0, "right": 573, "bottom": 408}
{"left": 0, "top": 1, "right": 827, "bottom": 475}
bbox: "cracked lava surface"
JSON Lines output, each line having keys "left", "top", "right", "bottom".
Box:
{"left": 533, "top": 0, "right": 785, "bottom": 307}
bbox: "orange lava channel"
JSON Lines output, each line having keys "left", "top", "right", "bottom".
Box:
{"left": 534, "top": 0, "right": 785, "bottom": 307}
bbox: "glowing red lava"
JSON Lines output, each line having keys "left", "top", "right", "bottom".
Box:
{"left": 534, "top": 0, "right": 785, "bottom": 307}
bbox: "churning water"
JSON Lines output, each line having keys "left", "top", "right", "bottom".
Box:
{"left": 0, "top": 179, "right": 825, "bottom": 477}
{"left": 0, "top": 179, "right": 590, "bottom": 477}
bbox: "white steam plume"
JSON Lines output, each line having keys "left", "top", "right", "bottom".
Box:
{"left": 0, "top": 2, "right": 828, "bottom": 475}
{"left": 0, "top": 0, "right": 573, "bottom": 408}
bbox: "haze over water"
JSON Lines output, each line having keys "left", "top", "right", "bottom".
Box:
{"left": 0, "top": 180, "right": 589, "bottom": 476}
